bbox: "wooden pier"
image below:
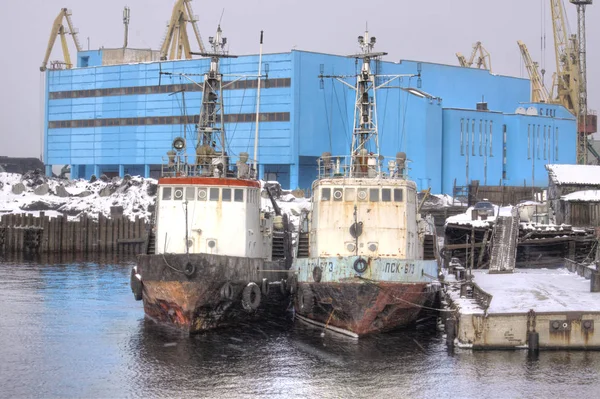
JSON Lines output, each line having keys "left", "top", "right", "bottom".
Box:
{"left": 0, "top": 212, "right": 149, "bottom": 255}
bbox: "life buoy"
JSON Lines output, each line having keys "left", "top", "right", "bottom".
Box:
{"left": 183, "top": 262, "right": 196, "bottom": 277}
{"left": 130, "top": 267, "right": 143, "bottom": 301}
{"left": 242, "top": 282, "right": 261, "bottom": 312}
{"left": 261, "top": 278, "right": 270, "bottom": 296}
{"left": 220, "top": 281, "right": 234, "bottom": 301}
{"left": 297, "top": 285, "right": 314, "bottom": 313}
{"left": 353, "top": 257, "right": 368, "bottom": 274}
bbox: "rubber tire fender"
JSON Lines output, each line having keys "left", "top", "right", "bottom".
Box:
{"left": 297, "top": 285, "right": 314, "bottom": 313}
{"left": 261, "top": 278, "right": 270, "bottom": 296}
{"left": 130, "top": 267, "right": 143, "bottom": 301}
{"left": 220, "top": 281, "right": 234, "bottom": 301}
{"left": 287, "top": 274, "right": 297, "bottom": 295}
{"left": 279, "top": 278, "right": 287, "bottom": 296}
{"left": 242, "top": 282, "right": 262, "bottom": 312}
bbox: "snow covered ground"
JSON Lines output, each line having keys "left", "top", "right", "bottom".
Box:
{"left": 0, "top": 173, "right": 310, "bottom": 226}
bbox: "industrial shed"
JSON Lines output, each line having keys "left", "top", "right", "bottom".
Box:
{"left": 546, "top": 164, "right": 600, "bottom": 226}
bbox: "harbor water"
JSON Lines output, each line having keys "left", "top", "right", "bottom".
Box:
{"left": 1, "top": 255, "right": 600, "bottom": 399}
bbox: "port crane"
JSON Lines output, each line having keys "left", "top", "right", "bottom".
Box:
{"left": 159, "top": 0, "right": 206, "bottom": 60}
{"left": 40, "top": 8, "right": 82, "bottom": 71}
{"left": 456, "top": 41, "right": 492, "bottom": 72}
{"left": 518, "top": 0, "right": 596, "bottom": 163}
{"left": 518, "top": 41, "right": 551, "bottom": 103}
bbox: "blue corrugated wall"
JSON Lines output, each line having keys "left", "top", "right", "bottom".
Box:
{"left": 44, "top": 50, "right": 577, "bottom": 193}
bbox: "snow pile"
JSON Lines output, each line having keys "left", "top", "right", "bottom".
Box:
{"left": 546, "top": 164, "right": 600, "bottom": 185}
{"left": 561, "top": 189, "right": 600, "bottom": 202}
{"left": 260, "top": 181, "right": 311, "bottom": 236}
{"left": 420, "top": 193, "right": 465, "bottom": 208}
{"left": 0, "top": 172, "right": 157, "bottom": 221}
{"left": 445, "top": 204, "right": 515, "bottom": 228}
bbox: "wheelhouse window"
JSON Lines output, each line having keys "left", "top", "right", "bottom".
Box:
{"left": 333, "top": 188, "right": 343, "bottom": 201}
{"left": 369, "top": 188, "right": 379, "bottom": 202}
{"left": 321, "top": 188, "right": 331, "bottom": 201}
{"left": 345, "top": 188, "right": 356, "bottom": 202}
{"left": 198, "top": 188, "right": 207, "bottom": 201}
{"left": 185, "top": 187, "right": 195, "bottom": 201}
{"left": 234, "top": 188, "right": 244, "bottom": 202}
{"left": 394, "top": 188, "right": 403, "bottom": 202}
{"left": 162, "top": 187, "right": 172, "bottom": 200}
{"left": 382, "top": 188, "right": 392, "bottom": 202}
{"left": 210, "top": 187, "right": 219, "bottom": 201}
{"left": 222, "top": 188, "right": 232, "bottom": 201}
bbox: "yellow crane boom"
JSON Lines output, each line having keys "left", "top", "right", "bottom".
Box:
{"left": 40, "top": 8, "right": 82, "bottom": 72}
{"left": 517, "top": 40, "right": 550, "bottom": 103}
{"left": 456, "top": 41, "right": 492, "bottom": 72}
{"left": 550, "top": 0, "right": 579, "bottom": 116}
{"left": 160, "top": 0, "right": 206, "bottom": 60}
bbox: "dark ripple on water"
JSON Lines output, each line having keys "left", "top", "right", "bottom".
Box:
{"left": 1, "top": 254, "right": 600, "bottom": 399}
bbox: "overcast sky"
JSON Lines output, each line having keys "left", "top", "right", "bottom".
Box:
{"left": 0, "top": 0, "right": 597, "bottom": 158}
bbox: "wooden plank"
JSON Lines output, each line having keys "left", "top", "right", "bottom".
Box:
{"left": 60, "top": 216, "right": 67, "bottom": 253}
{"left": 16, "top": 214, "right": 23, "bottom": 253}
{"left": 98, "top": 214, "right": 105, "bottom": 253}
{"left": 117, "top": 237, "right": 146, "bottom": 244}
{"left": 74, "top": 217, "right": 81, "bottom": 253}
{"left": 106, "top": 216, "right": 113, "bottom": 254}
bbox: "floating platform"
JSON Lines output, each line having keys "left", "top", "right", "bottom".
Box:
{"left": 445, "top": 267, "right": 600, "bottom": 350}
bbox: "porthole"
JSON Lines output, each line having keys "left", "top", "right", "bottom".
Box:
{"left": 198, "top": 188, "right": 207, "bottom": 200}
{"left": 174, "top": 188, "right": 184, "bottom": 200}
{"left": 333, "top": 188, "right": 343, "bottom": 201}
{"left": 357, "top": 189, "right": 367, "bottom": 201}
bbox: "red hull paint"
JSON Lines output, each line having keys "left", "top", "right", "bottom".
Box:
{"left": 158, "top": 177, "right": 260, "bottom": 187}
{"left": 295, "top": 282, "right": 435, "bottom": 336}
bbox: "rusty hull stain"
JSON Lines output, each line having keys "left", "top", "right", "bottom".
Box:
{"left": 296, "top": 281, "right": 434, "bottom": 336}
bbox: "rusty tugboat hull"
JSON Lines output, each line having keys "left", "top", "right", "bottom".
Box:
{"left": 295, "top": 282, "right": 437, "bottom": 337}
{"left": 134, "top": 253, "right": 291, "bottom": 333}
{"left": 293, "top": 257, "right": 440, "bottom": 337}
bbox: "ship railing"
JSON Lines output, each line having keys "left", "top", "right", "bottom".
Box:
{"left": 317, "top": 154, "right": 409, "bottom": 180}
{"left": 160, "top": 154, "right": 257, "bottom": 179}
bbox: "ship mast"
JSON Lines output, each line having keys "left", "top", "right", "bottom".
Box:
{"left": 350, "top": 31, "right": 386, "bottom": 173}
{"left": 196, "top": 25, "right": 231, "bottom": 159}
{"left": 320, "top": 30, "right": 420, "bottom": 178}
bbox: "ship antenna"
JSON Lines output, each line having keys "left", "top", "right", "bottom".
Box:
{"left": 253, "top": 30, "right": 264, "bottom": 175}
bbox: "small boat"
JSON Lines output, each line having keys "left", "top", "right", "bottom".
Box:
{"left": 292, "top": 30, "right": 440, "bottom": 337}
{"left": 130, "top": 27, "right": 294, "bottom": 333}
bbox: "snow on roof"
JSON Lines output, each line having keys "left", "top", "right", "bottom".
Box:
{"left": 546, "top": 164, "right": 600, "bottom": 186}
{"left": 561, "top": 189, "right": 600, "bottom": 202}
{"left": 445, "top": 205, "right": 515, "bottom": 228}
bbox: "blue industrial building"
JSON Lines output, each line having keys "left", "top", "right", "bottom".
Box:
{"left": 44, "top": 49, "right": 577, "bottom": 194}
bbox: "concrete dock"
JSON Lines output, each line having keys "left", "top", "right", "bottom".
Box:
{"left": 444, "top": 267, "right": 600, "bottom": 349}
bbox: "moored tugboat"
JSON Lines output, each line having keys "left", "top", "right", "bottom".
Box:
{"left": 130, "top": 27, "right": 294, "bottom": 333}
{"left": 292, "top": 31, "right": 440, "bottom": 337}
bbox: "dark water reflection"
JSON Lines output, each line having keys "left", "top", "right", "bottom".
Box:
{"left": 1, "top": 254, "right": 600, "bottom": 399}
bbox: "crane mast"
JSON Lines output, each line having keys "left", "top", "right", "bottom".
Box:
{"left": 40, "top": 8, "right": 82, "bottom": 71}
{"left": 456, "top": 41, "right": 492, "bottom": 72}
{"left": 160, "top": 0, "right": 206, "bottom": 60}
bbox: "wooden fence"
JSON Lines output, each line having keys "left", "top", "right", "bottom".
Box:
{"left": 0, "top": 212, "right": 149, "bottom": 254}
